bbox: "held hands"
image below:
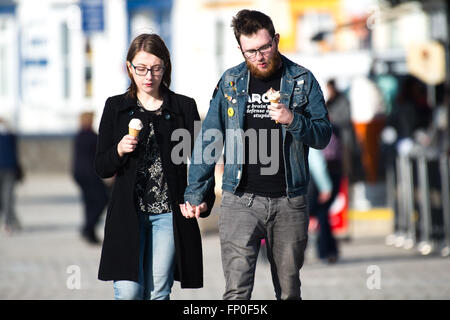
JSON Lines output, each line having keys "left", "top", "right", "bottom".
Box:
{"left": 179, "top": 202, "right": 208, "bottom": 219}
{"left": 267, "top": 102, "right": 294, "bottom": 125}
{"left": 318, "top": 191, "right": 332, "bottom": 204}
{"left": 117, "top": 135, "right": 138, "bottom": 157}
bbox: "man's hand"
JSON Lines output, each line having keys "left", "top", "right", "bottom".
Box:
{"left": 179, "top": 201, "right": 208, "bottom": 219}
{"left": 268, "top": 102, "right": 294, "bottom": 125}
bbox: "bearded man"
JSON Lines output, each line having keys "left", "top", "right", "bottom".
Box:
{"left": 182, "top": 9, "right": 331, "bottom": 300}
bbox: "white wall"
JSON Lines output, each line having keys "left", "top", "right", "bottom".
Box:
{"left": 13, "top": 0, "right": 128, "bottom": 134}
{"left": 90, "top": 0, "right": 128, "bottom": 131}
{"left": 171, "top": 1, "right": 246, "bottom": 118}
{"left": 0, "top": 13, "right": 18, "bottom": 130}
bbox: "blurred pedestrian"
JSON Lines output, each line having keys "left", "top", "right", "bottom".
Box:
{"left": 94, "top": 33, "right": 215, "bottom": 300}
{"left": 0, "top": 117, "right": 22, "bottom": 234}
{"left": 182, "top": 10, "right": 331, "bottom": 300}
{"left": 349, "top": 73, "right": 386, "bottom": 183}
{"left": 308, "top": 134, "right": 341, "bottom": 264}
{"left": 390, "top": 76, "right": 432, "bottom": 151}
{"left": 326, "top": 79, "right": 360, "bottom": 182}
{"left": 72, "top": 111, "right": 109, "bottom": 245}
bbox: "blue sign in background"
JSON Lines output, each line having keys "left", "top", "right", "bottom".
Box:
{"left": 81, "top": 0, "right": 104, "bottom": 34}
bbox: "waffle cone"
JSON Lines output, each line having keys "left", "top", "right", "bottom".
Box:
{"left": 128, "top": 127, "right": 140, "bottom": 137}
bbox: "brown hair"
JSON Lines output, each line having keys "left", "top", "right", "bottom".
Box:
{"left": 79, "top": 112, "right": 94, "bottom": 129}
{"left": 231, "top": 10, "right": 276, "bottom": 45}
{"left": 126, "top": 34, "right": 172, "bottom": 98}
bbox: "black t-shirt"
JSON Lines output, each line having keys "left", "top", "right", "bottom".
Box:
{"left": 237, "top": 66, "right": 286, "bottom": 197}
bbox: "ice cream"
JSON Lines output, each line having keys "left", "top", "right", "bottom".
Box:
{"left": 266, "top": 87, "right": 280, "bottom": 105}
{"left": 266, "top": 88, "right": 281, "bottom": 123}
{"left": 128, "top": 118, "right": 143, "bottom": 137}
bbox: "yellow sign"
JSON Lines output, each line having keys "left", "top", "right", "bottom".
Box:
{"left": 227, "top": 107, "right": 235, "bottom": 117}
{"left": 407, "top": 41, "right": 446, "bottom": 85}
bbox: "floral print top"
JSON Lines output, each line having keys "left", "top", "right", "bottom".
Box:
{"left": 134, "top": 100, "right": 171, "bottom": 215}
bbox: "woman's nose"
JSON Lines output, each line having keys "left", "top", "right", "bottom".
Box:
{"left": 145, "top": 71, "right": 154, "bottom": 80}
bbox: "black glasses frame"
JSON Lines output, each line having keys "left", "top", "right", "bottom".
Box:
{"left": 130, "top": 62, "right": 165, "bottom": 76}
{"left": 241, "top": 38, "right": 275, "bottom": 60}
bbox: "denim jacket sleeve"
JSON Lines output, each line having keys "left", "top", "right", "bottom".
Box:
{"left": 285, "top": 72, "right": 332, "bottom": 149}
{"left": 184, "top": 78, "right": 226, "bottom": 206}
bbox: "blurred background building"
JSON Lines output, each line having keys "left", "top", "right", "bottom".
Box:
{"left": 0, "top": 0, "right": 449, "bottom": 222}
{"left": 1, "top": 0, "right": 448, "bottom": 132}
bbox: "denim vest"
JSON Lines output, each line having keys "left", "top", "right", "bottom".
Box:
{"left": 184, "top": 55, "right": 331, "bottom": 204}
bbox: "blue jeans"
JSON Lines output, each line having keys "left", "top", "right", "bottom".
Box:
{"left": 113, "top": 212, "right": 175, "bottom": 300}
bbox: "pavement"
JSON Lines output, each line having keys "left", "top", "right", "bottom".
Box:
{"left": 1, "top": 174, "right": 450, "bottom": 300}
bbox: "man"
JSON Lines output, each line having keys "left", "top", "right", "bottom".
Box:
{"left": 181, "top": 10, "right": 331, "bottom": 300}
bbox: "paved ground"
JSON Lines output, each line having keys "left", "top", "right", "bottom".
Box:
{"left": 1, "top": 174, "right": 449, "bottom": 300}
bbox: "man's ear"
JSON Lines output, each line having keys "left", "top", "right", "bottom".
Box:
{"left": 274, "top": 33, "right": 280, "bottom": 45}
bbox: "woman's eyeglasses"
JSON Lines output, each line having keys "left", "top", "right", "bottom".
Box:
{"left": 131, "top": 62, "right": 165, "bottom": 76}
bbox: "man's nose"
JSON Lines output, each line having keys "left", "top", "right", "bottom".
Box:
{"left": 255, "top": 50, "right": 264, "bottom": 60}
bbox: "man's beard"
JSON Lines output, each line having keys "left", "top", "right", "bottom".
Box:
{"left": 246, "top": 51, "right": 282, "bottom": 80}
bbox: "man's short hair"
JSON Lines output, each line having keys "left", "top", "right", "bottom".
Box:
{"left": 231, "top": 9, "right": 276, "bottom": 45}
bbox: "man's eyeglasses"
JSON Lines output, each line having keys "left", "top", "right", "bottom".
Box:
{"left": 131, "top": 62, "right": 165, "bottom": 76}
{"left": 242, "top": 38, "right": 274, "bottom": 61}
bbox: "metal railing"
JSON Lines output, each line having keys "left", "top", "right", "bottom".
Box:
{"left": 386, "top": 150, "right": 450, "bottom": 257}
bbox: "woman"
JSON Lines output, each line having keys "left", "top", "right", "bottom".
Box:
{"left": 95, "top": 34, "right": 215, "bottom": 300}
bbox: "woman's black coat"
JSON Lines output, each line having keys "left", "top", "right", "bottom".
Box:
{"left": 94, "top": 89, "right": 215, "bottom": 288}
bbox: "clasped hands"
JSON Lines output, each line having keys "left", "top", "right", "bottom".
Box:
{"left": 179, "top": 202, "right": 208, "bottom": 219}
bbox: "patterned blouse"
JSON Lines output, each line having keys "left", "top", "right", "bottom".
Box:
{"left": 134, "top": 99, "right": 172, "bottom": 215}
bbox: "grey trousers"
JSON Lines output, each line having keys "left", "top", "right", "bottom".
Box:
{"left": 218, "top": 191, "right": 309, "bottom": 300}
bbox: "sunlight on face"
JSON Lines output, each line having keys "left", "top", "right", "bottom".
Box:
{"left": 128, "top": 51, "right": 165, "bottom": 96}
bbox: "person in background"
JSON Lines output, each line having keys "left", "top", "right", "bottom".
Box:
{"left": 94, "top": 33, "right": 215, "bottom": 300}
{"left": 326, "top": 79, "right": 359, "bottom": 182}
{"left": 72, "top": 111, "right": 109, "bottom": 245}
{"left": 308, "top": 143, "right": 340, "bottom": 264}
{"left": 0, "top": 117, "right": 22, "bottom": 234}
{"left": 349, "top": 73, "right": 386, "bottom": 183}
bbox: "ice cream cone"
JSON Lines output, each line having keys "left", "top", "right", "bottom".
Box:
{"left": 266, "top": 88, "right": 281, "bottom": 123}
{"left": 270, "top": 98, "right": 280, "bottom": 105}
{"left": 129, "top": 127, "right": 140, "bottom": 137}
{"left": 128, "top": 118, "right": 143, "bottom": 137}
{"left": 270, "top": 99, "right": 280, "bottom": 123}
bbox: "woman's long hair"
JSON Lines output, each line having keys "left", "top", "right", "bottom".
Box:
{"left": 126, "top": 33, "right": 172, "bottom": 98}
